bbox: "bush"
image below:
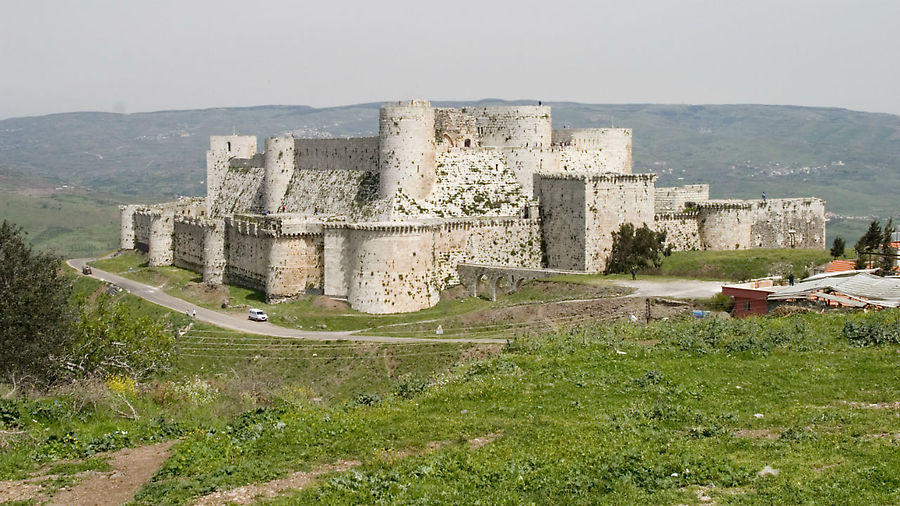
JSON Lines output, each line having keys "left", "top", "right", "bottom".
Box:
{"left": 842, "top": 312, "right": 900, "bottom": 346}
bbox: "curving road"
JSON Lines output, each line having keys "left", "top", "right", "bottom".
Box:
{"left": 66, "top": 259, "right": 506, "bottom": 345}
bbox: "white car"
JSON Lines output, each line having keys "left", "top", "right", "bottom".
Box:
{"left": 248, "top": 308, "right": 268, "bottom": 321}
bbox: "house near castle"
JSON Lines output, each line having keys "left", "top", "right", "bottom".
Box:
{"left": 120, "top": 100, "right": 826, "bottom": 314}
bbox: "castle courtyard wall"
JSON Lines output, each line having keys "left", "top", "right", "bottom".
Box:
{"left": 173, "top": 218, "right": 207, "bottom": 272}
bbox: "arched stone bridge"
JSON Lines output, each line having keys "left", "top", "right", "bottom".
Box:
{"left": 457, "top": 263, "right": 585, "bottom": 301}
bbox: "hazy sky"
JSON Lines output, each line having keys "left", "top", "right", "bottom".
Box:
{"left": 1, "top": 0, "right": 899, "bottom": 119}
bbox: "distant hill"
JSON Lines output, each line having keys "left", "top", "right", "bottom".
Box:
{"left": 1, "top": 100, "right": 898, "bottom": 253}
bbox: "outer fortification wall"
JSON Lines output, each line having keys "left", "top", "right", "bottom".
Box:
{"left": 120, "top": 205, "right": 138, "bottom": 249}
{"left": 655, "top": 184, "right": 709, "bottom": 213}
{"left": 173, "top": 217, "right": 206, "bottom": 272}
{"left": 341, "top": 224, "right": 439, "bottom": 314}
{"left": 465, "top": 106, "right": 551, "bottom": 149}
{"left": 697, "top": 203, "right": 754, "bottom": 250}
{"left": 266, "top": 232, "right": 325, "bottom": 301}
{"left": 749, "top": 198, "right": 826, "bottom": 249}
{"left": 655, "top": 213, "right": 702, "bottom": 251}
{"left": 223, "top": 215, "right": 272, "bottom": 292}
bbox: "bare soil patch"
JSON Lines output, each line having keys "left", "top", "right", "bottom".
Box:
{"left": 49, "top": 441, "right": 174, "bottom": 506}
{"left": 310, "top": 295, "right": 350, "bottom": 311}
{"left": 733, "top": 428, "right": 781, "bottom": 440}
{"left": 0, "top": 441, "right": 174, "bottom": 506}
{"left": 183, "top": 282, "right": 229, "bottom": 306}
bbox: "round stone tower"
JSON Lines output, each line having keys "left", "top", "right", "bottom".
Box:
{"left": 378, "top": 100, "right": 436, "bottom": 200}
{"left": 263, "top": 136, "right": 296, "bottom": 213}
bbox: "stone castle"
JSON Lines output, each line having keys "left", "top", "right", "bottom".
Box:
{"left": 120, "top": 100, "right": 826, "bottom": 313}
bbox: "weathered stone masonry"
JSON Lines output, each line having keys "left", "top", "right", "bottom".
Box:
{"left": 122, "top": 100, "right": 826, "bottom": 314}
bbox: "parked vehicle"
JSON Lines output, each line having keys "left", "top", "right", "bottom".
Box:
{"left": 248, "top": 308, "right": 268, "bottom": 321}
{"left": 82, "top": 265, "right": 92, "bottom": 275}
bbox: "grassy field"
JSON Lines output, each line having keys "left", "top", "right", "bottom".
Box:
{"left": 89, "top": 252, "right": 631, "bottom": 333}
{"left": 650, "top": 248, "right": 834, "bottom": 280}
{"left": 3, "top": 269, "right": 900, "bottom": 503}
{"left": 0, "top": 188, "right": 121, "bottom": 258}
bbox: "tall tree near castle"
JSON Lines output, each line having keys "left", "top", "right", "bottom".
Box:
{"left": 604, "top": 223, "right": 667, "bottom": 274}
{"left": 830, "top": 237, "right": 845, "bottom": 259}
{"left": 854, "top": 220, "right": 884, "bottom": 269}
{"left": 877, "top": 218, "right": 896, "bottom": 274}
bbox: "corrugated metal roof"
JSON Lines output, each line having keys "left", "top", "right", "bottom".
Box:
{"left": 769, "top": 273, "right": 900, "bottom": 306}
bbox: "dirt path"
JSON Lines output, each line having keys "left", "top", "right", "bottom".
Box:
{"left": 48, "top": 441, "right": 174, "bottom": 506}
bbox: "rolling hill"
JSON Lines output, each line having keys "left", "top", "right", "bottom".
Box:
{"left": 1, "top": 101, "right": 897, "bottom": 255}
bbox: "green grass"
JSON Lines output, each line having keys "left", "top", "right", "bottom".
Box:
{"left": 4, "top": 271, "right": 900, "bottom": 503}
{"left": 90, "top": 252, "right": 630, "bottom": 334}
{"left": 651, "top": 248, "right": 833, "bottom": 281}
{"left": 0, "top": 190, "right": 120, "bottom": 258}
{"left": 128, "top": 309, "right": 900, "bottom": 505}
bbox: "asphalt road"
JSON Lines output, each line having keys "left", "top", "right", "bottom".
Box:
{"left": 66, "top": 259, "right": 506, "bottom": 345}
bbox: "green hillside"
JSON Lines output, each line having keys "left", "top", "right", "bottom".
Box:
{"left": 2, "top": 101, "right": 897, "bottom": 252}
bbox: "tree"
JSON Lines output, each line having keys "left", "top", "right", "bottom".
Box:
{"left": 0, "top": 220, "right": 74, "bottom": 385}
{"left": 66, "top": 295, "right": 175, "bottom": 381}
{"left": 855, "top": 220, "right": 883, "bottom": 269}
{"left": 605, "top": 223, "right": 667, "bottom": 274}
{"left": 877, "top": 218, "right": 896, "bottom": 274}
{"left": 830, "top": 237, "right": 846, "bottom": 259}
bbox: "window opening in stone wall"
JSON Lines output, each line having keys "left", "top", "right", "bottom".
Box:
{"left": 464, "top": 139, "right": 471, "bottom": 148}
{"left": 227, "top": 142, "right": 231, "bottom": 151}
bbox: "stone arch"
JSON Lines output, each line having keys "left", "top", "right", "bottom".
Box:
{"left": 442, "top": 133, "right": 454, "bottom": 147}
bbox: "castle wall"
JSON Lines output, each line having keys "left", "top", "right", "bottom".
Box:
{"left": 147, "top": 209, "right": 175, "bottom": 266}
{"left": 342, "top": 224, "right": 439, "bottom": 314}
{"left": 323, "top": 228, "right": 350, "bottom": 297}
{"left": 207, "top": 136, "right": 258, "bottom": 216}
{"left": 583, "top": 174, "right": 656, "bottom": 272}
{"left": 209, "top": 164, "right": 265, "bottom": 216}
{"left": 120, "top": 205, "right": 138, "bottom": 249}
{"left": 501, "top": 148, "right": 559, "bottom": 197}
{"left": 203, "top": 219, "right": 226, "bottom": 284}
{"left": 379, "top": 100, "right": 436, "bottom": 200}
{"left": 655, "top": 213, "right": 702, "bottom": 251}
{"left": 223, "top": 216, "right": 271, "bottom": 292}
{"left": 172, "top": 218, "right": 206, "bottom": 272}
{"left": 465, "top": 106, "right": 552, "bottom": 149}
{"left": 263, "top": 137, "right": 296, "bottom": 213}
{"left": 749, "top": 198, "right": 826, "bottom": 249}
{"left": 697, "top": 203, "right": 754, "bottom": 250}
{"left": 281, "top": 169, "right": 378, "bottom": 219}
{"left": 432, "top": 218, "right": 542, "bottom": 287}
{"left": 429, "top": 149, "right": 528, "bottom": 217}
{"left": 132, "top": 209, "right": 152, "bottom": 252}
{"left": 294, "top": 137, "right": 379, "bottom": 172}
{"left": 655, "top": 184, "right": 710, "bottom": 213}
{"left": 434, "top": 108, "right": 477, "bottom": 148}
{"left": 535, "top": 176, "right": 587, "bottom": 270}
{"left": 552, "top": 128, "right": 633, "bottom": 173}
{"left": 266, "top": 234, "right": 325, "bottom": 301}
